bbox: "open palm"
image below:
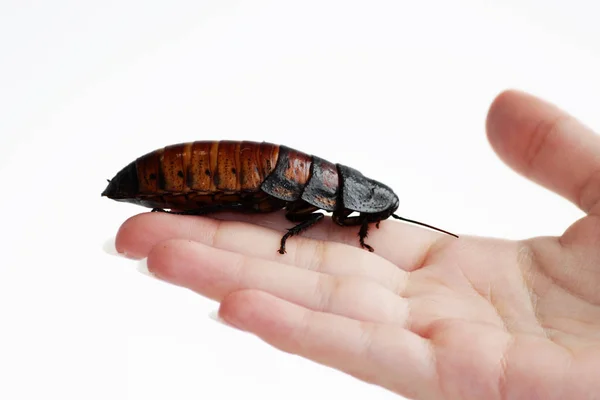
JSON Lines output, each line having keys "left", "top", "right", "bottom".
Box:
{"left": 114, "top": 90, "right": 600, "bottom": 399}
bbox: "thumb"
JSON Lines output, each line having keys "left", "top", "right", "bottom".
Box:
{"left": 486, "top": 90, "right": 600, "bottom": 214}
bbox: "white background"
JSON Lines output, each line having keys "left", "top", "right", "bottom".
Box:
{"left": 1, "top": 1, "right": 599, "bottom": 399}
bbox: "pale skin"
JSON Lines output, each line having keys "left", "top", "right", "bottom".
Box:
{"left": 114, "top": 90, "right": 600, "bottom": 399}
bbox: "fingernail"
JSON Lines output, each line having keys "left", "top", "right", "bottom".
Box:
{"left": 103, "top": 237, "right": 140, "bottom": 260}
{"left": 208, "top": 309, "right": 243, "bottom": 330}
{"left": 103, "top": 237, "right": 120, "bottom": 256}
{"left": 136, "top": 259, "right": 158, "bottom": 278}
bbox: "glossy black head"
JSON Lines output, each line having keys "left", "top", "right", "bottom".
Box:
{"left": 335, "top": 163, "right": 458, "bottom": 238}
{"left": 336, "top": 163, "right": 399, "bottom": 221}
{"left": 101, "top": 161, "right": 139, "bottom": 202}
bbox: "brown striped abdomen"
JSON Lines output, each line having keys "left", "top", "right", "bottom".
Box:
{"left": 135, "top": 140, "right": 281, "bottom": 195}
{"left": 103, "top": 140, "right": 338, "bottom": 213}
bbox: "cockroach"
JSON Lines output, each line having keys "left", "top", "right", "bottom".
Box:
{"left": 102, "top": 140, "right": 457, "bottom": 254}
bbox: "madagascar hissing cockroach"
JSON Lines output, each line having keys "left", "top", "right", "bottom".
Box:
{"left": 101, "top": 140, "right": 458, "bottom": 254}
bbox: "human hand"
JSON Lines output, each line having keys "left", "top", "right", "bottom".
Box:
{"left": 114, "top": 90, "right": 600, "bottom": 399}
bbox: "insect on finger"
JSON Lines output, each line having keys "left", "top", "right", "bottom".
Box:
{"left": 103, "top": 140, "right": 458, "bottom": 254}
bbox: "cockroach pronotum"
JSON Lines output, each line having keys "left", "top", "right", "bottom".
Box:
{"left": 102, "top": 140, "right": 458, "bottom": 254}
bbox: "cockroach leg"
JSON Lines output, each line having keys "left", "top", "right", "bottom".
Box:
{"left": 332, "top": 211, "right": 376, "bottom": 252}
{"left": 151, "top": 203, "right": 247, "bottom": 216}
{"left": 358, "top": 218, "right": 374, "bottom": 252}
{"left": 279, "top": 212, "right": 324, "bottom": 254}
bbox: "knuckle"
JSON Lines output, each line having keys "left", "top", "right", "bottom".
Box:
{"left": 393, "top": 270, "right": 410, "bottom": 297}
{"left": 229, "top": 253, "right": 248, "bottom": 287}
{"left": 308, "top": 240, "right": 327, "bottom": 272}
{"left": 293, "top": 235, "right": 327, "bottom": 272}
{"left": 314, "top": 273, "right": 342, "bottom": 312}
{"left": 357, "top": 321, "right": 378, "bottom": 360}
{"left": 578, "top": 168, "right": 600, "bottom": 213}
{"left": 524, "top": 115, "right": 568, "bottom": 172}
{"left": 202, "top": 218, "right": 221, "bottom": 247}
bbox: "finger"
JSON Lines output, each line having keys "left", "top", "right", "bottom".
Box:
{"left": 147, "top": 239, "right": 409, "bottom": 324}
{"left": 115, "top": 211, "right": 431, "bottom": 275}
{"left": 212, "top": 208, "right": 452, "bottom": 256}
{"left": 486, "top": 89, "right": 600, "bottom": 214}
{"left": 218, "top": 289, "right": 438, "bottom": 400}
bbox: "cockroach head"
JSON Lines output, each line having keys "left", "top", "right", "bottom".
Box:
{"left": 336, "top": 163, "right": 399, "bottom": 218}
{"left": 335, "top": 164, "right": 458, "bottom": 238}
{"left": 101, "top": 161, "right": 138, "bottom": 200}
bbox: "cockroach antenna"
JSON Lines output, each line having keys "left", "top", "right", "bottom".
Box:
{"left": 391, "top": 214, "right": 458, "bottom": 238}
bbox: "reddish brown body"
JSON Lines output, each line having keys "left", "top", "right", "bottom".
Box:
{"left": 130, "top": 141, "right": 298, "bottom": 212}
{"left": 103, "top": 140, "right": 457, "bottom": 253}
